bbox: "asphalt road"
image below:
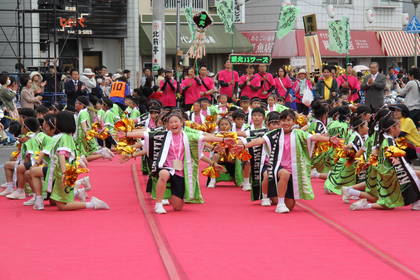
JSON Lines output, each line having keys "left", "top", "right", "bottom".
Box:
{"left": 0, "top": 146, "right": 16, "bottom": 184}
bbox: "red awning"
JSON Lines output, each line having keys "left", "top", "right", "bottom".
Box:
{"left": 377, "top": 31, "right": 420, "bottom": 57}
{"left": 240, "top": 31, "right": 298, "bottom": 58}
{"left": 295, "top": 30, "right": 384, "bottom": 57}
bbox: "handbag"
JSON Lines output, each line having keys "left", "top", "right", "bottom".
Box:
{"left": 302, "top": 86, "right": 314, "bottom": 107}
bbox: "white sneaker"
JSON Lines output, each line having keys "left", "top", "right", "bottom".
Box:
{"left": 261, "top": 198, "right": 271, "bottom": 207}
{"left": 100, "top": 148, "right": 114, "bottom": 160}
{"left": 33, "top": 197, "right": 44, "bottom": 210}
{"left": 90, "top": 196, "right": 110, "bottom": 210}
{"left": 275, "top": 203, "right": 290, "bottom": 213}
{"left": 0, "top": 182, "right": 13, "bottom": 189}
{"left": 411, "top": 200, "right": 420, "bottom": 211}
{"left": 242, "top": 182, "right": 252, "bottom": 191}
{"left": 311, "top": 169, "right": 320, "bottom": 178}
{"left": 162, "top": 199, "right": 170, "bottom": 205}
{"left": 342, "top": 187, "right": 351, "bottom": 203}
{"left": 0, "top": 187, "right": 15, "bottom": 196}
{"left": 154, "top": 203, "right": 167, "bottom": 214}
{"left": 6, "top": 189, "right": 26, "bottom": 200}
{"left": 207, "top": 178, "right": 216, "bottom": 188}
{"left": 75, "top": 188, "right": 87, "bottom": 202}
{"left": 350, "top": 199, "right": 369, "bottom": 211}
{"left": 75, "top": 176, "right": 92, "bottom": 192}
{"left": 23, "top": 196, "right": 36, "bottom": 206}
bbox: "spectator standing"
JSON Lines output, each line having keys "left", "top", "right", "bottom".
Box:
{"left": 274, "top": 66, "right": 293, "bottom": 103}
{"left": 250, "top": 64, "right": 275, "bottom": 101}
{"left": 217, "top": 60, "right": 239, "bottom": 100}
{"left": 30, "top": 71, "right": 45, "bottom": 96}
{"left": 361, "top": 62, "right": 386, "bottom": 111}
{"left": 0, "top": 74, "right": 19, "bottom": 120}
{"left": 159, "top": 69, "right": 178, "bottom": 107}
{"left": 293, "top": 68, "right": 313, "bottom": 115}
{"left": 315, "top": 65, "right": 339, "bottom": 101}
{"left": 337, "top": 63, "right": 361, "bottom": 102}
{"left": 64, "top": 69, "right": 87, "bottom": 108}
{"left": 397, "top": 67, "right": 420, "bottom": 128}
{"left": 80, "top": 68, "right": 97, "bottom": 94}
{"left": 20, "top": 78, "right": 42, "bottom": 109}
{"left": 239, "top": 65, "right": 257, "bottom": 99}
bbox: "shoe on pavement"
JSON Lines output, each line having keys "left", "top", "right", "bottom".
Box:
{"left": 75, "top": 188, "right": 87, "bottom": 202}
{"left": 0, "top": 187, "right": 15, "bottom": 196}
{"left": 350, "top": 199, "right": 369, "bottom": 211}
{"left": 342, "top": 187, "right": 351, "bottom": 203}
{"left": 90, "top": 197, "right": 110, "bottom": 210}
{"left": 275, "top": 203, "right": 290, "bottom": 213}
{"left": 207, "top": 178, "right": 216, "bottom": 188}
{"left": 162, "top": 199, "right": 170, "bottom": 205}
{"left": 23, "top": 196, "right": 36, "bottom": 206}
{"left": 242, "top": 183, "right": 252, "bottom": 191}
{"left": 6, "top": 189, "right": 26, "bottom": 200}
{"left": 75, "top": 176, "right": 92, "bottom": 192}
{"left": 154, "top": 203, "right": 167, "bottom": 214}
{"left": 261, "top": 198, "right": 271, "bottom": 207}
{"left": 0, "top": 182, "right": 13, "bottom": 189}
{"left": 411, "top": 200, "right": 420, "bottom": 210}
{"left": 33, "top": 197, "right": 45, "bottom": 210}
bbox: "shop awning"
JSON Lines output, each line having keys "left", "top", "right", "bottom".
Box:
{"left": 140, "top": 24, "right": 253, "bottom": 55}
{"left": 377, "top": 31, "right": 420, "bottom": 57}
{"left": 240, "top": 31, "right": 298, "bottom": 58}
{"left": 295, "top": 30, "right": 384, "bottom": 57}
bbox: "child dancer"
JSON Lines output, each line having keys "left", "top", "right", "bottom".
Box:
{"left": 125, "top": 111, "right": 234, "bottom": 214}
{"left": 236, "top": 110, "right": 339, "bottom": 213}
{"left": 266, "top": 94, "right": 288, "bottom": 113}
{"left": 351, "top": 116, "right": 420, "bottom": 210}
{"left": 47, "top": 111, "right": 110, "bottom": 211}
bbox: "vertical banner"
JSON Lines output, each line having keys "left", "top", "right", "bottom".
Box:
{"left": 276, "top": 5, "right": 300, "bottom": 39}
{"left": 185, "top": 7, "right": 196, "bottom": 40}
{"left": 327, "top": 17, "right": 351, "bottom": 54}
{"left": 234, "top": 0, "right": 245, "bottom": 23}
{"left": 216, "top": 0, "right": 234, "bottom": 33}
{"left": 152, "top": 20, "right": 163, "bottom": 71}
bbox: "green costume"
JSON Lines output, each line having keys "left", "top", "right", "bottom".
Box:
{"left": 375, "top": 135, "right": 420, "bottom": 208}
{"left": 97, "top": 109, "right": 106, "bottom": 121}
{"left": 266, "top": 104, "right": 288, "bottom": 114}
{"left": 308, "top": 119, "right": 331, "bottom": 173}
{"left": 145, "top": 127, "right": 204, "bottom": 203}
{"left": 264, "top": 128, "right": 314, "bottom": 200}
{"left": 364, "top": 132, "right": 379, "bottom": 197}
{"left": 75, "top": 108, "right": 99, "bottom": 156}
{"left": 324, "top": 131, "right": 365, "bottom": 195}
{"left": 47, "top": 133, "right": 78, "bottom": 203}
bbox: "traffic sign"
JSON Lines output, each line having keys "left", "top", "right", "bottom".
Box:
{"left": 405, "top": 16, "right": 420, "bottom": 33}
{"left": 229, "top": 54, "right": 271, "bottom": 65}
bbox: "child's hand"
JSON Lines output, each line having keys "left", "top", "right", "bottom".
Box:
{"left": 329, "top": 136, "right": 340, "bottom": 146}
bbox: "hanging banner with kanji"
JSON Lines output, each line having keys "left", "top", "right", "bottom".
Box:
{"left": 328, "top": 17, "right": 351, "bottom": 54}
{"left": 185, "top": 7, "right": 196, "bottom": 40}
{"left": 152, "top": 20, "right": 163, "bottom": 71}
{"left": 276, "top": 5, "right": 300, "bottom": 39}
{"left": 216, "top": 0, "right": 234, "bottom": 34}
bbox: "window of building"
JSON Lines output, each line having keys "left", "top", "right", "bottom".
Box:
{"left": 323, "top": 0, "right": 352, "bottom": 4}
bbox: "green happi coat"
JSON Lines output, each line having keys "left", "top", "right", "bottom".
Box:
{"left": 263, "top": 128, "right": 314, "bottom": 200}
{"left": 308, "top": 119, "right": 331, "bottom": 173}
{"left": 376, "top": 135, "right": 420, "bottom": 208}
{"left": 364, "top": 132, "right": 379, "bottom": 197}
{"left": 75, "top": 108, "right": 100, "bottom": 156}
{"left": 97, "top": 109, "right": 106, "bottom": 121}
{"left": 240, "top": 128, "right": 268, "bottom": 201}
{"left": 324, "top": 131, "right": 365, "bottom": 195}
{"left": 144, "top": 127, "right": 204, "bottom": 203}
{"left": 266, "top": 104, "right": 288, "bottom": 114}
{"left": 46, "top": 133, "right": 78, "bottom": 203}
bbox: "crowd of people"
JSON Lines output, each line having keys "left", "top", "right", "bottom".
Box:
{"left": 0, "top": 60, "right": 419, "bottom": 214}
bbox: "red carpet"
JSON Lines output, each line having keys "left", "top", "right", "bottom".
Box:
{"left": 1, "top": 158, "right": 419, "bottom": 280}
{"left": 0, "top": 160, "right": 166, "bottom": 280}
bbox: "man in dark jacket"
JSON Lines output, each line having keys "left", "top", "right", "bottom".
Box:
{"left": 361, "top": 62, "right": 386, "bottom": 112}
{"left": 64, "top": 69, "right": 87, "bottom": 107}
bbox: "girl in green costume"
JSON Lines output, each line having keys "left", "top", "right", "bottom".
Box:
{"left": 207, "top": 117, "right": 244, "bottom": 189}
{"left": 351, "top": 116, "right": 420, "bottom": 211}
{"left": 308, "top": 100, "right": 330, "bottom": 177}
{"left": 47, "top": 111, "right": 109, "bottom": 211}
{"left": 125, "top": 111, "right": 235, "bottom": 214}
{"left": 124, "top": 96, "right": 141, "bottom": 120}
{"left": 74, "top": 96, "right": 114, "bottom": 162}
{"left": 324, "top": 116, "right": 369, "bottom": 195}
{"left": 236, "top": 110, "right": 340, "bottom": 214}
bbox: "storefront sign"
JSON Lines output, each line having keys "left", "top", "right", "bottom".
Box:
{"left": 152, "top": 20, "right": 163, "bottom": 71}
{"left": 40, "top": 0, "right": 127, "bottom": 38}
{"left": 230, "top": 54, "right": 271, "bottom": 64}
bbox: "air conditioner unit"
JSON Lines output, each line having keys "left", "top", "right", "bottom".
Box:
{"left": 82, "top": 38, "right": 94, "bottom": 50}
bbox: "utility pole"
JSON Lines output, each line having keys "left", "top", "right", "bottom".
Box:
{"left": 414, "top": 0, "right": 420, "bottom": 67}
{"left": 175, "top": 0, "right": 182, "bottom": 82}
{"left": 152, "top": 0, "right": 166, "bottom": 74}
